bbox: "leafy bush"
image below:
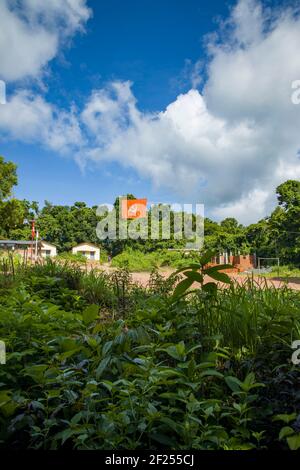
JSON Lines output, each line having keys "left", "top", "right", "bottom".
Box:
{"left": 0, "top": 257, "right": 299, "bottom": 449}
{"left": 111, "top": 248, "right": 202, "bottom": 271}
{"left": 267, "top": 265, "right": 300, "bottom": 279}
{"left": 57, "top": 252, "right": 87, "bottom": 263}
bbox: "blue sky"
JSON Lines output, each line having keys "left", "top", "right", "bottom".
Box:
{"left": 0, "top": 0, "right": 300, "bottom": 223}
{"left": 42, "top": 0, "right": 230, "bottom": 110}
{"left": 3, "top": 0, "right": 231, "bottom": 207}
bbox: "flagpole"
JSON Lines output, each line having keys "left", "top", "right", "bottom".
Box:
{"left": 35, "top": 230, "right": 39, "bottom": 262}
{"left": 30, "top": 220, "right": 35, "bottom": 264}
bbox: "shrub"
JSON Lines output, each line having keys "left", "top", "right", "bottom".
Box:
{"left": 0, "top": 256, "right": 299, "bottom": 450}
{"left": 57, "top": 252, "right": 87, "bottom": 263}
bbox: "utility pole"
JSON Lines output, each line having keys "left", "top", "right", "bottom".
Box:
{"left": 30, "top": 220, "right": 35, "bottom": 263}
{"left": 35, "top": 230, "right": 39, "bottom": 262}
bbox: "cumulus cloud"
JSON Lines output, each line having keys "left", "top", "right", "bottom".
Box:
{"left": 81, "top": 82, "right": 261, "bottom": 205}
{"left": 0, "top": 0, "right": 91, "bottom": 81}
{"left": 0, "top": 90, "right": 84, "bottom": 153}
{"left": 78, "top": 0, "right": 300, "bottom": 223}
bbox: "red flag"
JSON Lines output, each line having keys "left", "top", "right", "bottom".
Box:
{"left": 31, "top": 221, "right": 35, "bottom": 238}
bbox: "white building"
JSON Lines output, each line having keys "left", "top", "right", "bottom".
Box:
{"left": 72, "top": 243, "right": 100, "bottom": 261}
{"left": 41, "top": 241, "right": 57, "bottom": 258}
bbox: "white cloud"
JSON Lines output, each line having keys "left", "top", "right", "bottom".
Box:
{"left": 78, "top": 0, "right": 300, "bottom": 223}
{"left": 0, "top": 90, "right": 84, "bottom": 153}
{"left": 0, "top": 0, "right": 91, "bottom": 81}
{"left": 212, "top": 189, "right": 273, "bottom": 225}
{"left": 81, "top": 83, "right": 261, "bottom": 204}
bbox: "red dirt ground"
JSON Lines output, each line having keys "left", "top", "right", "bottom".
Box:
{"left": 99, "top": 265, "right": 300, "bottom": 290}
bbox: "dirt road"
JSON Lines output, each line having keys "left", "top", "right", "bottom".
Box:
{"left": 100, "top": 265, "right": 300, "bottom": 290}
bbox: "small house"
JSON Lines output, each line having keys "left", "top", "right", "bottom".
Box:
{"left": 0, "top": 239, "right": 40, "bottom": 258}
{"left": 41, "top": 241, "right": 57, "bottom": 258}
{"left": 72, "top": 243, "right": 100, "bottom": 261}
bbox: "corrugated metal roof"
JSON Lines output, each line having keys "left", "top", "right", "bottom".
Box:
{"left": 0, "top": 240, "right": 40, "bottom": 246}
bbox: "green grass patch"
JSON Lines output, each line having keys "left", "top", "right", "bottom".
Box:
{"left": 111, "top": 248, "right": 200, "bottom": 271}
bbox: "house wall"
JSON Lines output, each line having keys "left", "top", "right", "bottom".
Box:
{"left": 232, "top": 254, "right": 255, "bottom": 271}
{"left": 207, "top": 252, "right": 255, "bottom": 273}
{"left": 41, "top": 242, "right": 57, "bottom": 258}
{"left": 72, "top": 244, "right": 100, "bottom": 261}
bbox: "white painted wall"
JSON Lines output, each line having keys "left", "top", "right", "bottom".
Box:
{"left": 41, "top": 241, "right": 57, "bottom": 258}
{"left": 72, "top": 244, "right": 100, "bottom": 261}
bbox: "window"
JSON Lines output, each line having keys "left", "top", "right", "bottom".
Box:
{"left": 90, "top": 251, "right": 95, "bottom": 260}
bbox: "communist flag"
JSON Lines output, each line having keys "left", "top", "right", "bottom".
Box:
{"left": 121, "top": 199, "right": 147, "bottom": 219}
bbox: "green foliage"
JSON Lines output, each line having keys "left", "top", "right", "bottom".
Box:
{"left": 0, "top": 257, "right": 299, "bottom": 449}
{"left": 274, "top": 413, "right": 300, "bottom": 450}
{"left": 277, "top": 180, "right": 300, "bottom": 210}
{"left": 0, "top": 156, "right": 17, "bottom": 200}
{"left": 36, "top": 201, "right": 101, "bottom": 252}
{"left": 261, "top": 265, "right": 300, "bottom": 279}
{"left": 171, "top": 250, "right": 232, "bottom": 301}
{"left": 0, "top": 153, "right": 299, "bottom": 267}
{"left": 246, "top": 180, "right": 300, "bottom": 264}
{"left": 112, "top": 248, "right": 201, "bottom": 271}
{"left": 1, "top": 158, "right": 299, "bottom": 267}
{"left": 0, "top": 156, "right": 38, "bottom": 238}
{"left": 112, "top": 248, "right": 158, "bottom": 271}
{"left": 58, "top": 252, "right": 87, "bottom": 263}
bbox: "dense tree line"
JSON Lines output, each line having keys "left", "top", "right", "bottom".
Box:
{"left": 0, "top": 155, "right": 299, "bottom": 264}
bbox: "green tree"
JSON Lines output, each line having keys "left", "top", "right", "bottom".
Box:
{"left": 0, "top": 156, "right": 37, "bottom": 238}
{"left": 276, "top": 180, "right": 300, "bottom": 210}
{"left": 220, "top": 217, "right": 240, "bottom": 231}
{"left": 0, "top": 155, "right": 17, "bottom": 200}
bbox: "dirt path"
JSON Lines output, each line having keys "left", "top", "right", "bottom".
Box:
{"left": 99, "top": 264, "right": 300, "bottom": 290}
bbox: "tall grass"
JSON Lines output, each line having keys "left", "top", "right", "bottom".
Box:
{"left": 2, "top": 257, "right": 300, "bottom": 356}
{"left": 191, "top": 278, "right": 300, "bottom": 354}
{"left": 264, "top": 264, "right": 300, "bottom": 279}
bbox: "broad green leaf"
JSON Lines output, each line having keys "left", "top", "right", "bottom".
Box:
{"left": 60, "top": 338, "right": 78, "bottom": 352}
{"left": 186, "top": 344, "right": 202, "bottom": 355}
{"left": 172, "top": 264, "right": 200, "bottom": 276}
{"left": 23, "top": 364, "right": 48, "bottom": 383}
{"left": 200, "top": 369, "right": 224, "bottom": 379}
{"left": 240, "top": 372, "right": 264, "bottom": 391}
{"left": 102, "top": 340, "right": 113, "bottom": 357}
{"left": 205, "top": 269, "right": 231, "bottom": 284}
{"left": 95, "top": 356, "right": 111, "bottom": 378}
{"left": 203, "top": 264, "right": 233, "bottom": 274}
{"left": 54, "top": 428, "right": 75, "bottom": 445}
{"left": 225, "top": 376, "right": 242, "bottom": 392}
{"left": 164, "top": 342, "right": 186, "bottom": 361}
{"left": 0, "top": 390, "right": 18, "bottom": 417}
{"left": 160, "top": 416, "right": 181, "bottom": 434}
{"left": 273, "top": 413, "right": 297, "bottom": 424}
{"left": 86, "top": 337, "right": 98, "bottom": 349}
{"left": 183, "top": 270, "right": 203, "bottom": 284}
{"left": 172, "top": 277, "right": 194, "bottom": 299}
{"left": 287, "top": 433, "right": 300, "bottom": 450}
{"left": 279, "top": 426, "right": 294, "bottom": 440}
{"left": 82, "top": 304, "right": 99, "bottom": 325}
